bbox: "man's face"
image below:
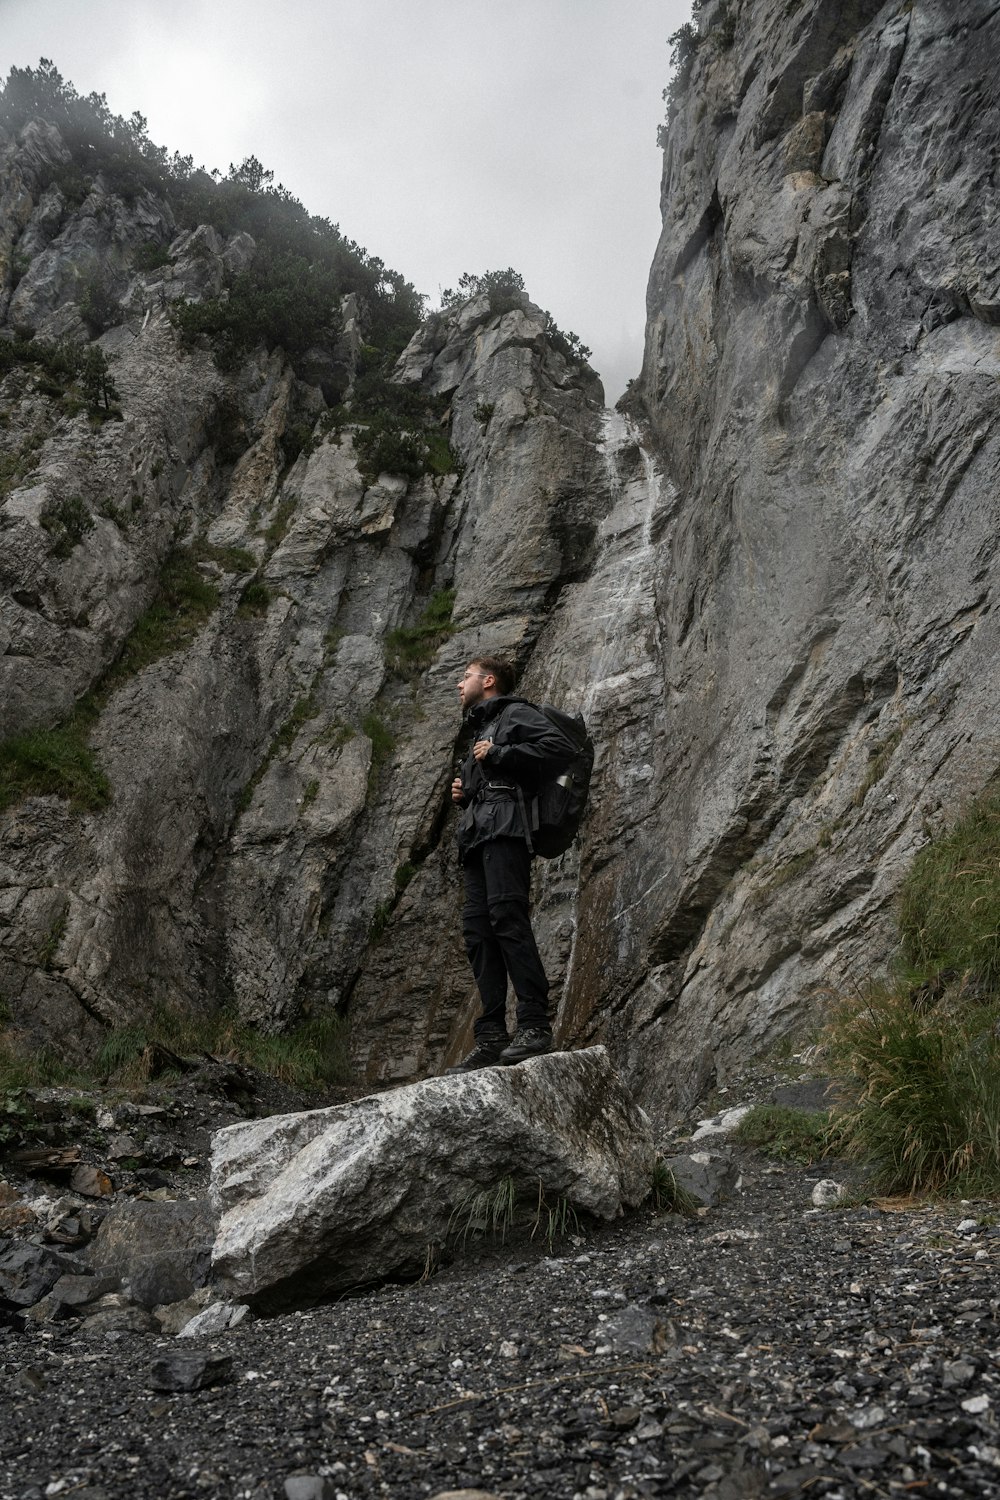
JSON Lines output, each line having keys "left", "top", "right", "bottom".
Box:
{"left": 458, "top": 664, "right": 492, "bottom": 710}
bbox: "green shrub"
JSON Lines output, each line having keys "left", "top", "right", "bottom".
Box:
{"left": 134, "top": 241, "right": 171, "bottom": 272}
{"left": 440, "top": 267, "right": 526, "bottom": 315}
{"left": 280, "top": 421, "right": 316, "bottom": 468}
{"left": 98, "top": 548, "right": 220, "bottom": 691}
{"left": 264, "top": 496, "right": 297, "bottom": 548}
{"left": 237, "top": 579, "right": 272, "bottom": 616}
{"left": 190, "top": 539, "right": 256, "bottom": 573}
{"left": 899, "top": 786, "right": 1000, "bottom": 987}
{"left": 384, "top": 588, "right": 455, "bottom": 675}
{"left": 0, "top": 1047, "right": 85, "bottom": 1097}
{"left": 79, "top": 345, "right": 119, "bottom": 411}
{"left": 448, "top": 1175, "right": 583, "bottom": 1251}
{"left": 362, "top": 711, "right": 396, "bottom": 797}
{"left": 0, "top": 724, "right": 110, "bottom": 812}
{"left": 172, "top": 247, "right": 342, "bottom": 371}
{"left": 473, "top": 401, "right": 495, "bottom": 426}
{"left": 40, "top": 493, "right": 94, "bottom": 557}
{"left": 77, "top": 271, "right": 119, "bottom": 335}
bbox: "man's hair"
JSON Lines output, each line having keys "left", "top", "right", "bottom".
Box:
{"left": 471, "top": 655, "right": 516, "bottom": 695}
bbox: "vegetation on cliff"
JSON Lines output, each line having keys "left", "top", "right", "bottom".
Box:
{"left": 740, "top": 785, "right": 1000, "bottom": 1198}
{"left": 440, "top": 267, "right": 593, "bottom": 365}
{"left": 0, "top": 60, "right": 424, "bottom": 369}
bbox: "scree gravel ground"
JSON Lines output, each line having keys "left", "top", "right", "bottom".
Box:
{"left": 3, "top": 1145, "right": 1000, "bottom": 1500}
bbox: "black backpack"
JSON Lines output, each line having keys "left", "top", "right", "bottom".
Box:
{"left": 500, "top": 702, "right": 594, "bottom": 858}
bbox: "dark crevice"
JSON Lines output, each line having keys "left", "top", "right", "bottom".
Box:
{"left": 672, "top": 187, "right": 724, "bottom": 279}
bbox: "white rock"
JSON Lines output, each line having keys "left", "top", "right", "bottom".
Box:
{"left": 811, "top": 1179, "right": 846, "bottom": 1207}
{"left": 691, "top": 1105, "right": 751, "bottom": 1140}
{"left": 850, "top": 1404, "right": 886, "bottom": 1430}
{"left": 211, "top": 1047, "right": 653, "bottom": 1306}
{"left": 177, "top": 1300, "right": 250, "bottom": 1338}
{"left": 962, "top": 1394, "right": 991, "bottom": 1415}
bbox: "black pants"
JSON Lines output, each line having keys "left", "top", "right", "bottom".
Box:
{"left": 462, "top": 837, "right": 550, "bottom": 1036}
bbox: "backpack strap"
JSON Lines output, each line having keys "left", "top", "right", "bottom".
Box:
{"left": 493, "top": 703, "right": 537, "bottom": 854}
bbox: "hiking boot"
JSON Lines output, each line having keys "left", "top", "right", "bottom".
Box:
{"left": 499, "top": 1027, "right": 554, "bottom": 1065}
{"left": 445, "top": 1032, "right": 510, "bottom": 1075}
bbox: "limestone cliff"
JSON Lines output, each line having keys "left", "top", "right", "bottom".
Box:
{"left": 3, "top": 2, "right": 999, "bottom": 1124}
{"left": 616, "top": 0, "right": 1000, "bottom": 1115}
{"left": 0, "top": 106, "right": 607, "bottom": 1074}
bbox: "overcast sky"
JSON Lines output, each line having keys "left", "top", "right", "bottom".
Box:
{"left": 2, "top": 1, "right": 692, "bottom": 402}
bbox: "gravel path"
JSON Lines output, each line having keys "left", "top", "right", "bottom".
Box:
{"left": 4, "top": 1144, "right": 1000, "bottom": 1499}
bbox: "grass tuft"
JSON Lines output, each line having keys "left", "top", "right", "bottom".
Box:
{"left": 87, "top": 1005, "right": 351, "bottom": 1090}
{"left": 0, "top": 725, "right": 110, "bottom": 813}
{"left": 733, "top": 1105, "right": 836, "bottom": 1165}
{"left": 819, "top": 783, "right": 1000, "bottom": 1197}
{"left": 824, "top": 984, "right": 1000, "bottom": 1197}
{"left": 649, "top": 1155, "right": 701, "bottom": 1216}
{"left": 448, "top": 1175, "right": 582, "bottom": 1251}
{"left": 899, "top": 786, "right": 1000, "bottom": 987}
{"left": 384, "top": 588, "right": 455, "bottom": 677}
{"left": 449, "top": 1174, "right": 517, "bottom": 1247}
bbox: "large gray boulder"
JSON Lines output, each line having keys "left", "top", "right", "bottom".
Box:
{"left": 210, "top": 1047, "right": 654, "bottom": 1307}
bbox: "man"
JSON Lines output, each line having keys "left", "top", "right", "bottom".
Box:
{"left": 449, "top": 656, "right": 569, "bottom": 1071}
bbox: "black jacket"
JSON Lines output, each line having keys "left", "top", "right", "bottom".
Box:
{"left": 455, "top": 695, "right": 569, "bottom": 858}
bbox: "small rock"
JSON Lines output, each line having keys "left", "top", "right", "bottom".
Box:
{"left": 957, "top": 1218, "right": 979, "bottom": 1235}
{"left": 153, "top": 1286, "right": 214, "bottom": 1335}
{"left": 962, "top": 1394, "right": 991, "bottom": 1415}
{"left": 135, "top": 1169, "right": 173, "bottom": 1191}
{"left": 811, "top": 1179, "right": 846, "bottom": 1207}
{"left": 81, "top": 1303, "right": 156, "bottom": 1336}
{"left": 149, "top": 1350, "right": 234, "bottom": 1392}
{"left": 177, "top": 1299, "right": 251, "bottom": 1337}
{"left": 0, "top": 1180, "right": 23, "bottom": 1205}
{"left": 107, "top": 1133, "right": 142, "bottom": 1160}
{"left": 284, "top": 1478, "right": 333, "bottom": 1500}
{"left": 595, "top": 1304, "right": 677, "bottom": 1355}
{"left": 23, "top": 1292, "right": 67, "bottom": 1324}
{"left": 664, "top": 1151, "right": 737, "bottom": 1207}
{"left": 0, "top": 1241, "right": 79, "bottom": 1306}
{"left": 0, "top": 1203, "right": 38, "bottom": 1230}
{"left": 498, "top": 1340, "right": 518, "bottom": 1358}
{"left": 50, "top": 1273, "right": 119, "bottom": 1309}
{"left": 942, "top": 1358, "right": 977, "bottom": 1389}
{"left": 770, "top": 1079, "right": 833, "bottom": 1113}
{"left": 429, "top": 1492, "right": 505, "bottom": 1500}
{"left": 849, "top": 1405, "right": 886, "bottom": 1430}
{"left": 69, "top": 1165, "right": 113, "bottom": 1198}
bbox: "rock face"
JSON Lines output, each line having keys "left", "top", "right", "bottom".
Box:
{"left": 0, "top": 112, "right": 610, "bottom": 1074}
{"left": 3, "top": 3, "right": 1000, "bottom": 1127}
{"left": 610, "top": 0, "right": 1000, "bottom": 1118}
{"left": 210, "top": 1047, "right": 654, "bottom": 1306}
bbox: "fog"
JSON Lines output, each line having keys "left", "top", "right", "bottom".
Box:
{"left": 2, "top": 0, "right": 694, "bottom": 400}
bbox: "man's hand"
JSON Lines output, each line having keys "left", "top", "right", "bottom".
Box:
{"left": 472, "top": 739, "right": 492, "bottom": 762}
{"left": 451, "top": 776, "right": 464, "bottom": 803}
